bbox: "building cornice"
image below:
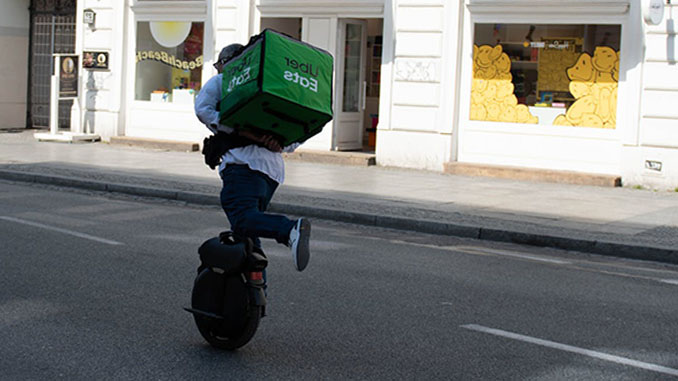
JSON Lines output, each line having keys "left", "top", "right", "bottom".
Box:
{"left": 467, "top": 1, "right": 630, "bottom": 16}
{"left": 256, "top": 0, "right": 384, "bottom": 16}
{"left": 131, "top": 1, "right": 207, "bottom": 15}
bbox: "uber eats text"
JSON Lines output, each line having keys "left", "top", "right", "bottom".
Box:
{"left": 225, "top": 55, "right": 253, "bottom": 93}
{"left": 283, "top": 57, "right": 319, "bottom": 93}
{"left": 224, "top": 54, "right": 322, "bottom": 93}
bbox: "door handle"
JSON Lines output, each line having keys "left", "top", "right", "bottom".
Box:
{"left": 362, "top": 81, "right": 367, "bottom": 111}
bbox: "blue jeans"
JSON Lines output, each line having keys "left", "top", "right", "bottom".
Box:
{"left": 219, "top": 164, "right": 296, "bottom": 249}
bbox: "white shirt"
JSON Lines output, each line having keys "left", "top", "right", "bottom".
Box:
{"left": 194, "top": 74, "right": 299, "bottom": 184}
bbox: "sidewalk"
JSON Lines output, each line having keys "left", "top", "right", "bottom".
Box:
{"left": 1, "top": 129, "right": 677, "bottom": 264}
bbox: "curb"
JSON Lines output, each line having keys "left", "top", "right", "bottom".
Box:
{"left": 283, "top": 150, "right": 376, "bottom": 166}
{"left": 109, "top": 136, "right": 200, "bottom": 152}
{"left": 1, "top": 169, "right": 676, "bottom": 265}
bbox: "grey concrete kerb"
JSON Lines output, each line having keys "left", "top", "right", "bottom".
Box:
{"left": 1, "top": 168, "right": 677, "bottom": 265}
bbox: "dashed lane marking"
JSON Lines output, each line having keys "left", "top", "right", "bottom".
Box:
{"left": 0, "top": 216, "right": 123, "bottom": 246}
{"left": 453, "top": 246, "right": 571, "bottom": 265}
{"left": 461, "top": 324, "right": 678, "bottom": 377}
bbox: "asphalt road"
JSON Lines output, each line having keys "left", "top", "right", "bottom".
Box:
{"left": 1, "top": 180, "right": 678, "bottom": 380}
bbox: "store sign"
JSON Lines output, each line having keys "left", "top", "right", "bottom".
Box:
{"left": 642, "top": 0, "right": 664, "bottom": 25}
{"left": 135, "top": 50, "right": 203, "bottom": 71}
{"left": 83, "top": 51, "right": 109, "bottom": 70}
{"left": 59, "top": 55, "right": 78, "bottom": 98}
{"left": 83, "top": 8, "right": 96, "bottom": 25}
{"left": 545, "top": 41, "right": 570, "bottom": 50}
{"left": 645, "top": 160, "right": 663, "bottom": 172}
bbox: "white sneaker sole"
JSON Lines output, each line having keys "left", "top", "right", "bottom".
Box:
{"left": 292, "top": 219, "right": 311, "bottom": 271}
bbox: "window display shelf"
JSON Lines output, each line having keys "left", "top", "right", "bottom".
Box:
{"left": 367, "top": 36, "right": 382, "bottom": 98}
{"left": 511, "top": 60, "right": 538, "bottom": 68}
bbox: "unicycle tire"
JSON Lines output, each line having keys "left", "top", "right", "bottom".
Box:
{"left": 193, "top": 305, "right": 261, "bottom": 350}
{"left": 191, "top": 269, "right": 261, "bottom": 350}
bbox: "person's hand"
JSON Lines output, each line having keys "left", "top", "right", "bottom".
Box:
{"left": 238, "top": 130, "right": 282, "bottom": 152}
{"left": 258, "top": 134, "right": 282, "bottom": 152}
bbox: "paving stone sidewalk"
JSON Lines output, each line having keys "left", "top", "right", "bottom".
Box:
{"left": 1, "top": 129, "right": 677, "bottom": 264}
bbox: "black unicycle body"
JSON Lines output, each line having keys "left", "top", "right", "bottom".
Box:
{"left": 185, "top": 231, "right": 267, "bottom": 350}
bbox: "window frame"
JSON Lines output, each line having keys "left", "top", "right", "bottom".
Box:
{"left": 133, "top": 20, "right": 206, "bottom": 103}
{"left": 459, "top": 0, "right": 636, "bottom": 138}
{"left": 453, "top": 0, "right": 643, "bottom": 174}
{"left": 127, "top": 2, "right": 209, "bottom": 110}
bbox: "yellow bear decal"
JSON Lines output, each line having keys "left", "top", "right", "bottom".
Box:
{"left": 592, "top": 47, "right": 617, "bottom": 72}
{"left": 567, "top": 53, "right": 595, "bottom": 82}
{"left": 476, "top": 45, "right": 503, "bottom": 68}
{"left": 569, "top": 81, "right": 591, "bottom": 99}
{"left": 470, "top": 44, "right": 538, "bottom": 124}
{"left": 566, "top": 95, "right": 597, "bottom": 123}
{"left": 554, "top": 47, "right": 619, "bottom": 129}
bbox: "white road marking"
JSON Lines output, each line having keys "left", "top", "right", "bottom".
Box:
{"left": 461, "top": 324, "right": 678, "bottom": 377}
{"left": 354, "top": 234, "right": 678, "bottom": 285}
{"left": 374, "top": 237, "right": 571, "bottom": 265}
{"left": 0, "top": 216, "right": 123, "bottom": 246}
{"left": 454, "top": 246, "right": 571, "bottom": 264}
{"left": 566, "top": 266, "right": 678, "bottom": 287}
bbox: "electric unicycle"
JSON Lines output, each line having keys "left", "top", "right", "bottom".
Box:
{"left": 185, "top": 231, "right": 267, "bottom": 350}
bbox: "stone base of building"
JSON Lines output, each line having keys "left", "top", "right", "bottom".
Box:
{"left": 444, "top": 162, "right": 622, "bottom": 187}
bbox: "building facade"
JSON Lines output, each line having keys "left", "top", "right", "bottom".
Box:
{"left": 8, "top": 0, "right": 678, "bottom": 190}
{"left": 0, "top": 0, "right": 30, "bottom": 129}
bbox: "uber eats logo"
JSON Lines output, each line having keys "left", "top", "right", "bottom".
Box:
{"left": 226, "top": 55, "right": 253, "bottom": 93}
{"left": 283, "top": 57, "right": 319, "bottom": 93}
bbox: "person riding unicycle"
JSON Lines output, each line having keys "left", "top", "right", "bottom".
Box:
{"left": 195, "top": 43, "right": 311, "bottom": 272}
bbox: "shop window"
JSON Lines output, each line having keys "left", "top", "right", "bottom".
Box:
{"left": 471, "top": 24, "right": 620, "bottom": 129}
{"left": 134, "top": 21, "right": 204, "bottom": 103}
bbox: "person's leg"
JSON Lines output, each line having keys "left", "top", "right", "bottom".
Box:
{"left": 257, "top": 172, "right": 310, "bottom": 272}
{"left": 221, "top": 164, "right": 311, "bottom": 271}
{"left": 220, "top": 164, "right": 295, "bottom": 244}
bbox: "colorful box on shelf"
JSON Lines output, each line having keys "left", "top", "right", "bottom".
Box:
{"left": 150, "top": 91, "right": 170, "bottom": 103}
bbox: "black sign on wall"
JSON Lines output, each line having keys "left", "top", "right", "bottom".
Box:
{"left": 59, "top": 55, "right": 78, "bottom": 98}
{"left": 83, "top": 51, "right": 109, "bottom": 70}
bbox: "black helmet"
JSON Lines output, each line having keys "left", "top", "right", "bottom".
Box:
{"left": 218, "top": 43, "right": 244, "bottom": 63}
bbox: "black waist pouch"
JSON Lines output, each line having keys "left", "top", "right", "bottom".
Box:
{"left": 202, "top": 132, "right": 257, "bottom": 170}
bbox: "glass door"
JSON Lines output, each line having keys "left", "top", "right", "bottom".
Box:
{"left": 335, "top": 19, "right": 367, "bottom": 150}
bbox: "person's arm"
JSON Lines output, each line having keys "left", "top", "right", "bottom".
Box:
{"left": 194, "top": 74, "right": 234, "bottom": 134}
{"left": 283, "top": 142, "right": 301, "bottom": 153}
{"left": 195, "top": 74, "right": 284, "bottom": 153}
{"left": 237, "top": 130, "right": 283, "bottom": 152}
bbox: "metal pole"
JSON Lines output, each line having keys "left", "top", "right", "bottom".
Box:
{"left": 49, "top": 15, "right": 57, "bottom": 133}
{"left": 50, "top": 15, "right": 55, "bottom": 77}
{"left": 49, "top": 55, "right": 59, "bottom": 135}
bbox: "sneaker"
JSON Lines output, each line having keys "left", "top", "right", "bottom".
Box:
{"left": 288, "top": 218, "right": 311, "bottom": 271}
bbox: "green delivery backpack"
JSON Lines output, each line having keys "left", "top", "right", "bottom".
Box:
{"left": 218, "top": 29, "right": 334, "bottom": 146}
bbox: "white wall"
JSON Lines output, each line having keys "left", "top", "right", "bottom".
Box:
{"left": 0, "top": 0, "right": 30, "bottom": 28}
{"left": 624, "top": 3, "right": 678, "bottom": 189}
{"left": 80, "top": 0, "right": 126, "bottom": 140}
{"left": 0, "top": 0, "right": 30, "bottom": 128}
{"left": 376, "top": 0, "right": 456, "bottom": 170}
{"left": 299, "top": 16, "right": 337, "bottom": 151}
{"left": 214, "top": 0, "right": 250, "bottom": 54}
